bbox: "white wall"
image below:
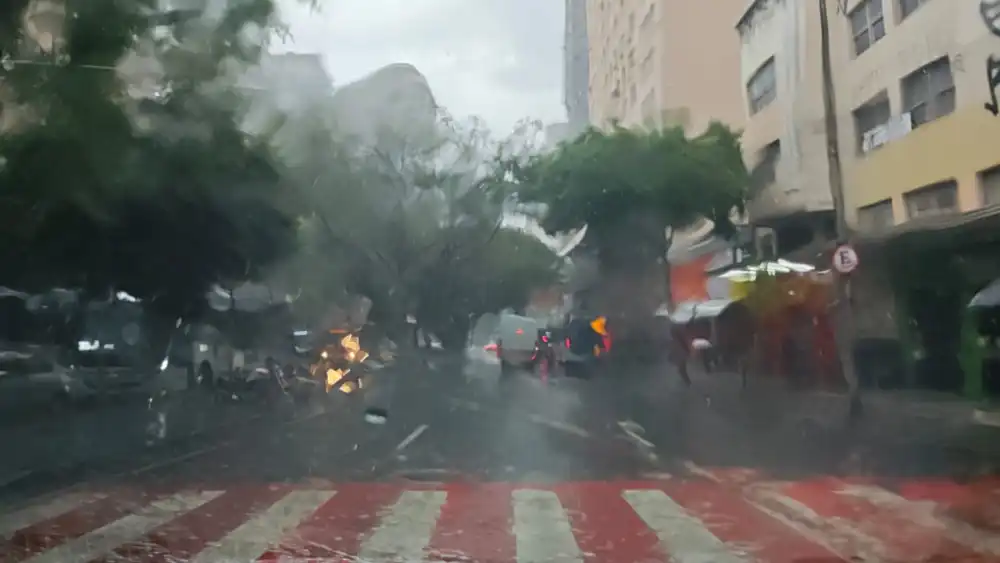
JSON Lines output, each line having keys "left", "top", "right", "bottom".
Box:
{"left": 739, "top": 0, "right": 833, "bottom": 220}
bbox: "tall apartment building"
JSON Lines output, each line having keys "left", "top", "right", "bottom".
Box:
{"left": 739, "top": 0, "right": 1000, "bottom": 396}
{"left": 829, "top": 0, "right": 1000, "bottom": 397}
{"left": 563, "top": 0, "right": 590, "bottom": 134}
{"left": 585, "top": 0, "right": 746, "bottom": 133}
{"left": 737, "top": 0, "right": 836, "bottom": 256}
{"left": 828, "top": 0, "right": 1000, "bottom": 234}
{"left": 740, "top": 0, "right": 1000, "bottom": 238}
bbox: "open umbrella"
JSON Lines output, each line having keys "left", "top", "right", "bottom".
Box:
{"left": 969, "top": 279, "right": 1000, "bottom": 308}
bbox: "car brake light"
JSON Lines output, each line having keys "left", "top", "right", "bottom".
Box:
{"left": 515, "top": 328, "right": 524, "bottom": 335}
{"left": 483, "top": 343, "right": 498, "bottom": 352}
{"left": 541, "top": 334, "right": 549, "bottom": 343}
{"left": 564, "top": 338, "right": 571, "bottom": 348}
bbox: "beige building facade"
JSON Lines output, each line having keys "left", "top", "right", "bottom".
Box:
{"left": 828, "top": 0, "right": 1000, "bottom": 233}
{"left": 585, "top": 0, "right": 746, "bottom": 133}
{"left": 737, "top": 0, "right": 835, "bottom": 223}
{"left": 739, "top": 0, "right": 1000, "bottom": 234}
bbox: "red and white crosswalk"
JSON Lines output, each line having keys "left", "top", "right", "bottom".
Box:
{"left": 3, "top": 474, "right": 1000, "bottom": 562}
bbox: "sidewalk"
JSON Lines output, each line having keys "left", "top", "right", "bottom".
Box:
{"left": 0, "top": 391, "right": 258, "bottom": 488}
{"left": 696, "top": 370, "right": 994, "bottom": 426}
{"left": 691, "top": 371, "right": 1000, "bottom": 468}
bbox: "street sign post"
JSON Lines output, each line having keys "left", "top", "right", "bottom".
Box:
{"left": 832, "top": 244, "right": 859, "bottom": 274}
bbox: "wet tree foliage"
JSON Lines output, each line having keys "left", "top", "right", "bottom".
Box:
{"left": 279, "top": 113, "right": 562, "bottom": 345}
{"left": 494, "top": 122, "right": 750, "bottom": 273}
{"left": 0, "top": 0, "right": 560, "bottom": 338}
{"left": 0, "top": 0, "right": 299, "bottom": 313}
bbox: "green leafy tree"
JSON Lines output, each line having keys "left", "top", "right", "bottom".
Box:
{"left": 0, "top": 0, "right": 302, "bottom": 313}
{"left": 277, "top": 106, "right": 560, "bottom": 343}
{"left": 489, "top": 123, "right": 749, "bottom": 317}
{"left": 497, "top": 123, "right": 749, "bottom": 272}
{"left": 415, "top": 227, "right": 562, "bottom": 347}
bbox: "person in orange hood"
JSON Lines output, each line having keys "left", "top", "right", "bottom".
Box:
{"left": 590, "top": 316, "right": 612, "bottom": 355}
{"left": 590, "top": 315, "right": 611, "bottom": 353}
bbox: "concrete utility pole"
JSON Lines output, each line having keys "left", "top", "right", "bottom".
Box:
{"left": 818, "top": 0, "right": 862, "bottom": 417}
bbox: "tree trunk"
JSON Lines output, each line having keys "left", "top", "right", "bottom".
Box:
{"left": 592, "top": 211, "right": 670, "bottom": 360}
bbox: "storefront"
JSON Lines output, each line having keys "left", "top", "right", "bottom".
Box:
{"left": 719, "top": 260, "right": 839, "bottom": 387}
{"left": 861, "top": 207, "right": 1000, "bottom": 399}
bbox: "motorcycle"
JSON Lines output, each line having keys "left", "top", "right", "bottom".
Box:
{"left": 309, "top": 330, "right": 383, "bottom": 396}
{"left": 562, "top": 317, "right": 608, "bottom": 379}
{"left": 533, "top": 328, "right": 558, "bottom": 378}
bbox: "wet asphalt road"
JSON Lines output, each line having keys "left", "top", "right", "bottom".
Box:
{"left": 4, "top": 352, "right": 1000, "bottom": 506}
{"left": 110, "top": 359, "right": 685, "bottom": 488}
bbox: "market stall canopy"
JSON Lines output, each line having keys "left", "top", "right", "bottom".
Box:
{"left": 969, "top": 279, "right": 1000, "bottom": 308}
{"left": 717, "top": 259, "right": 815, "bottom": 282}
{"left": 668, "top": 299, "right": 737, "bottom": 324}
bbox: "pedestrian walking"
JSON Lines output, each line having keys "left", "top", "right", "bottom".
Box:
{"left": 667, "top": 321, "right": 692, "bottom": 386}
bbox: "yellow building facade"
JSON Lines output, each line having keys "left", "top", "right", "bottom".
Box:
{"left": 828, "top": 0, "right": 1000, "bottom": 232}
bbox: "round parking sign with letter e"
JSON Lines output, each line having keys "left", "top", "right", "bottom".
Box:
{"left": 832, "top": 244, "right": 859, "bottom": 274}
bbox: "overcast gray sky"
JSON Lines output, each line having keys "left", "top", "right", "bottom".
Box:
{"left": 274, "top": 0, "right": 565, "bottom": 136}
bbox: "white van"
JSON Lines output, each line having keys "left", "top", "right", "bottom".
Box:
{"left": 493, "top": 313, "right": 540, "bottom": 372}
{"left": 464, "top": 313, "right": 541, "bottom": 375}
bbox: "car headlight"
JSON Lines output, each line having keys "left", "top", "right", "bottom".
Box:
{"left": 321, "top": 350, "right": 329, "bottom": 359}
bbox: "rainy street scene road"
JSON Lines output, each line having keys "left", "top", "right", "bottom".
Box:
{"left": 8, "top": 0, "right": 1000, "bottom": 561}
{"left": 4, "top": 349, "right": 1000, "bottom": 562}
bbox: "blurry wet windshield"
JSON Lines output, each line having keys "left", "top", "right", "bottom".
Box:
{"left": 4, "top": 1, "right": 1000, "bottom": 562}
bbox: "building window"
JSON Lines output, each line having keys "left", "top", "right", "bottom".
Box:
{"left": 853, "top": 93, "right": 890, "bottom": 154}
{"left": 750, "top": 140, "right": 781, "bottom": 189}
{"left": 640, "top": 3, "right": 655, "bottom": 28}
{"left": 899, "top": 0, "right": 929, "bottom": 20}
{"left": 640, "top": 48, "right": 654, "bottom": 76}
{"left": 857, "top": 199, "right": 895, "bottom": 232}
{"left": 640, "top": 88, "right": 656, "bottom": 121}
{"left": 746, "top": 58, "right": 776, "bottom": 115}
{"left": 850, "top": 0, "right": 885, "bottom": 56}
{"left": 904, "top": 180, "right": 958, "bottom": 219}
{"left": 981, "top": 166, "right": 1000, "bottom": 206}
{"left": 901, "top": 57, "right": 955, "bottom": 127}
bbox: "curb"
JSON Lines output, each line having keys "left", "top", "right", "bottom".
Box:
{"left": 973, "top": 408, "right": 1000, "bottom": 428}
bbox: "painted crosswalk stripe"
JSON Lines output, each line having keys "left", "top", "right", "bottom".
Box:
{"left": 623, "top": 489, "right": 746, "bottom": 563}
{"left": 663, "top": 480, "right": 840, "bottom": 562}
{"left": 746, "top": 483, "right": 880, "bottom": 561}
{"left": 9, "top": 477, "right": 1000, "bottom": 563}
{"left": 845, "top": 483, "right": 1000, "bottom": 555}
{"left": 357, "top": 490, "right": 447, "bottom": 561}
{"left": 820, "top": 482, "right": 994, "bottom": 559}
{"left": 94, "top": 486, "right": 294, "bottom": 563}
{"left": 512, "top": 489, "right": 582, "bottom": 563}
{"left": 188, "top": 489, "right": 334, "bottom": 563}
{"left": 22, "top": 491, "right": 221, "bottom": 563}
{"left": 0, "top": 492, "right": 106, "bottom": 539}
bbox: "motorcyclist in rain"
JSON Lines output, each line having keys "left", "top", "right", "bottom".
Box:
{"left": 565, "top": 312, "right": 607, "bottom": 359}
